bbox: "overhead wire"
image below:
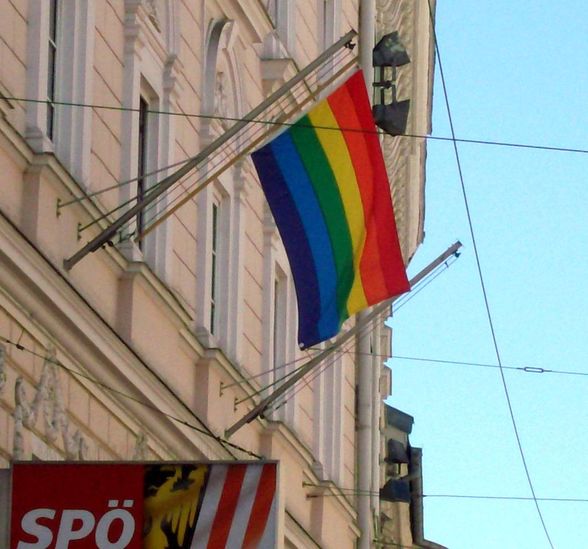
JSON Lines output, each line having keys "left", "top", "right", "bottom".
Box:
{"left": 136, "top": 52, "right": 360, "bottom": 242}
{"left": 387, "top": 355, "right": 588, "bottom": 378}
{"left": 0, "top": 335, "right": 261, "bottom": 459}
{"left": 426, "top": 1, "right": 555, "bottom": 546}
{"left": 223, "top": 250, "right": 457, "bottom": 396}
{"left": 234, "top": 348, "right": 320, "bottom": 406}
{"left": 54, "top": 46, "right": 358, "bottom": 241}
{"left": 267, "top": 338, "right": 355, "bottom": 415}
{"left": 306, "top": 489, "right": 588, "bottom": 503}
{"left": 106, "top": 48, "right": 357, "bottom": 243}
{"left": 265, "top": 252, "right": 462, "bottom": 414}
{"left": 6, "top": 96, "right": 588, "bottom": 156}
{"left": 220, "top": 353, "right": 317, "bottom": 390}
{"left": 391, "top": 255, "right": 458, "bottom": 312}
{"left": 424, "top": 494, "right": 588, "bottom": 503}
{"left": 58, "top": 155, "right": 200, "bottom": 208}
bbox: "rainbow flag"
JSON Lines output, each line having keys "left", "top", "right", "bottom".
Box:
{"left": 252, "top": 70, "right": 410, "bottom": 348}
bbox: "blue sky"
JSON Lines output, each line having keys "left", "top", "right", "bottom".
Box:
{"left": 386, "top": 2, "right": 588, "bottom": 547}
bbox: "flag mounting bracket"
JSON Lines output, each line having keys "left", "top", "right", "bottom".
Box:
{"left": 225, "top": 241, "right": 463, "bottom": 438}
{"left": 63, "top": 29, "right": 358, "bottom": 271}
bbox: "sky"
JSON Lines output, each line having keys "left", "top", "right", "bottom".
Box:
{"left": 386, "top": 2, "right": 588, "bottom": 548}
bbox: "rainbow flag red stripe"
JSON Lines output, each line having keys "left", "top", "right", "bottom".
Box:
{"left": 252, "top": 70, "right": 410, "bottom": 347}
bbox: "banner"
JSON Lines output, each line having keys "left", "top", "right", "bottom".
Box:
{"left": 252, "top": 70, "right": 409, "bottom": 348}
{"left": 10, "top": 462, "right": 278, "bottom": 548}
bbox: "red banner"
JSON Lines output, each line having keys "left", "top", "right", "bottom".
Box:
{"left": 10, "top": 462, "right": 277, "bottom": 549}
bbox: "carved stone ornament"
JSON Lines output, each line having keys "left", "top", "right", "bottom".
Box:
{"left": 13, "top": 351, "right": 87, "bottom": 460}
{"left": 144, "top": 0, "right": 161, "bottom": 31}
{"left": 133, "top": 432, "right": 148, "bottom": 460}
{"left": 214, "top": 72, "right": 231, "bottom": 130}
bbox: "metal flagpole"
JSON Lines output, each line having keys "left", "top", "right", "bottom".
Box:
{"left": 225, "top": 240, "right": 462, "bottom": 438}
{"left": 135, "top": 56, "right": 359, "bottom": 243}
{"left": 63, "top": 29, "right": 358, "bottom": 271}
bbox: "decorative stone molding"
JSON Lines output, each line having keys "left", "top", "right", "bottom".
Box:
{"left": 0, "top": 345, "right": 5, "bottom": 394}
{"left": 133, "top": 432, "right": 148, "bottom": 460}
{"left": 214, "top": 72, "right": 231, "bottom": 130}
{"left": 201, "top": 19, "right": 243, "bottom": 143}
{"left": 13, "top": 352, "right": 87, "bottom": 461}
{"left": 144, "top": 0, "right": 161, "bottom": 31}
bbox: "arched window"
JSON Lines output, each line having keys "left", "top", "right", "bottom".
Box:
{"left": 194, "top": 20, "right": 246, "bottom": 363}
{"left": 118, "top": 0, "right": 180, "bottom": 278}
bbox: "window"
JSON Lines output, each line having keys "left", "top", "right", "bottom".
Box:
{"left": 131, "top": 86, "right": 160, "bottom": 256}
{"left": 273, "top": 270, "right": 288, "bottom": 372}
{"left": 46, "top": 0, "right": 58, "bottom": 140}
{"left": 261, "top": 214, "right": 297, "bottom": 424}
{"left": 309, "top": 0, "right": 340, "bottom": 86}
{"left": 118, "top": 3, "right": 178, "bottom": 277}
{"left": 195, "top": 22, "right": 247, "bottom": 359}
{"left": 25, "top": 0, "right": 94, "bottom": 183}
{"left": 264, "top": 0, "right": 294, "bottom": 52}
{"left": 136, "top": 96, "right": 152, "bottom": 249}
{"left": 318, "top": 0, "right": 340, "bottom": 80}
{"left": 196, "top": 188, "right": 234, "bottom": 350}
{"left": 210, "top": 201, "right": 220, "bottom": 335}
{"left": 313, "top": 351, "right": 344, "bottom": 483}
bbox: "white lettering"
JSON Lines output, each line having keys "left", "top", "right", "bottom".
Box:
{"left": 54, "top": 510, "right": 95, "bottom": 548}
{"left": 95, "top": 507, "right": 136, "bottom": 549}
{"left": 17, "top": 508, "right": 55, "bottom": 549}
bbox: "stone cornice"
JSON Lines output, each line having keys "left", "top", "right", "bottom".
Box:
{"left": 0, "top": 210, "right": 229, "bottom": 460}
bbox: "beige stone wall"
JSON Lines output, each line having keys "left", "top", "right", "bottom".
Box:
{"left": 0, "top": 0, "right": 432, "bottom": 546}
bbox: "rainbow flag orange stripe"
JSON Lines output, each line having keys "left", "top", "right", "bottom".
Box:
{"left": 252, "top": 70, "right": 410, "bottom": 348}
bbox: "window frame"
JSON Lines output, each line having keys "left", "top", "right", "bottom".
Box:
{"left": 25, "top": 0, "right": 95, "bottom": 185}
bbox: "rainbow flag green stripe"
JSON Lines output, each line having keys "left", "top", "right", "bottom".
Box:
{"left": 252, "top": 70, "right": 409, "bottom": 348}
{"left": 289, "top": 117, "right": 354, "bottom": 320}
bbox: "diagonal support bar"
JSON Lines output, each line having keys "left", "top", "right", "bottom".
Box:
{"left": 63, "top": 30, "right": 358, "bottom": 271}
{"left": 225, "top": 240, "right": 463, "bottom": 438}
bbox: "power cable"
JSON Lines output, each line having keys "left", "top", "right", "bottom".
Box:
{"left": 307, "top": 489, "right": 588, "bottom": 503}
{"left": 0, "top": 335, "right": 261, "bottom": 459}
{"left": 6, "top": 95, "right": 588, "bottom": 155}
{"left": 416, "top": 133, "right": 588, "bottom": 155}
{"left": 388, "top": 355, "right": 588, "bottom": 378}
{"left": 391, "top": 256, "right": 458, "bottom": 313}
{"left": 267, "top": 340, "right": 353, "bottom": 415}
{"left": 58, "top": 155, "right": 199, "bottom": 208}
{"left": 264, "top": 254, "right": 461, "bottom": 414}
{"left": 220, "top": 353, "right": 315, "bottom": 390}
{"left": 427, "top": 1, "right": 555, "bottom": 546}
{"left": 79, "top": 49, "right": 357, "bottom": 241}
{"left": 424, "top": 494, "right": 588, "bottom": 503}
{"left": 266, "top": 301, "right": 393, "bottom": 415}
{"left": 234, "top": 349, "right": 321, "bottom": 406}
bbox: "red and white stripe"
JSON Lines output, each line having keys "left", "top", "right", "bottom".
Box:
{"left": 190, "top": 463, "right": 277, "bottom": 549}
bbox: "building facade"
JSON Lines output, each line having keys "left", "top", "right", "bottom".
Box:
{"left": 0, "top": 0, "right": 435, "bottom": 546}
